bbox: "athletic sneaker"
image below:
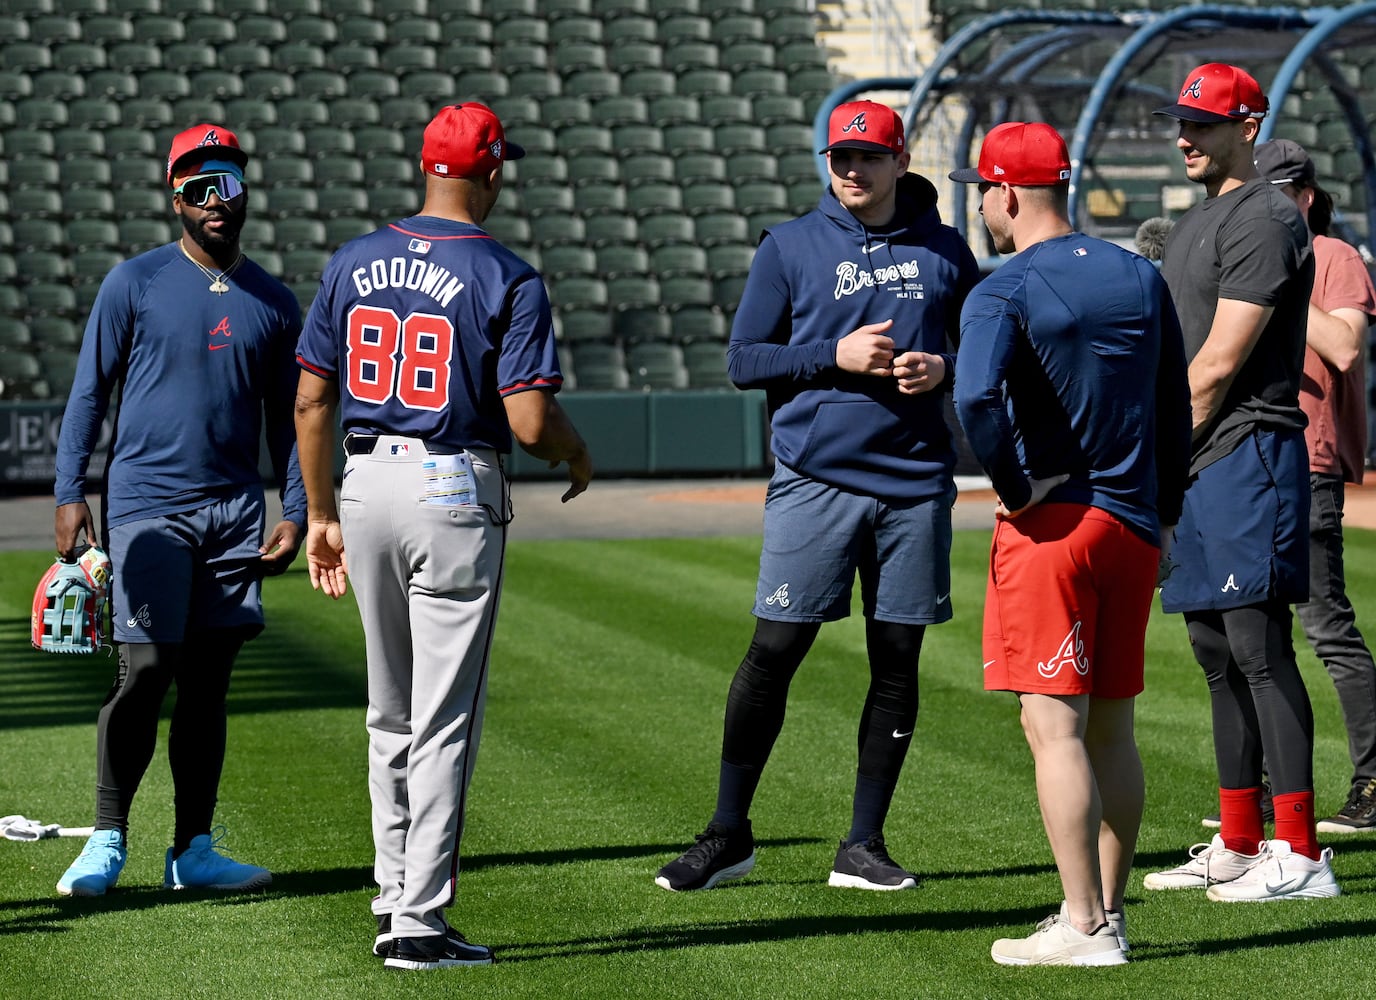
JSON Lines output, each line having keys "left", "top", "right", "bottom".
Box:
{"left": 1202, "top": 777, "right": 1274, "bottom": 829}
{"left": 655, "top": 821, "right": 755, "bottom": 892}
{"left": 56, "top": 829, "right": 127, "bottom": 897}
{"left": 165, "top": 827, "right": 272, "bottom": 891}
{"left": 1105, "top": 908, "right": 1128, "bottom": 953}
{"left": 1316, "top": 777, "right": 1376, "bottom": 834}
{"left": 385, "top": 930, "right": 494, "bottom": 970}
{"left": 1142, "top": 834, "right": 1262, "bottom": 890}
{"left": 1205, "top": 840, "right": 1341, "bottom": 902}
{"left": 990, "top": 903, "right": 1127, "bottom": 967}
{"left": 827, "top": 835, "right": 917, "bottom": 890}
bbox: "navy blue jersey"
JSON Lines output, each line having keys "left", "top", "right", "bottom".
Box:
{"left": 954, "top": 233, "right": 1192, "bottom": 543}
{"left": 55, "top": 242, "right": 305, "bottom": 530}
{"left": 727, "top": 174, "right": 980, "bottom": 502}
{"left": 296, "top": 215, "right": 562, "bottom": 453}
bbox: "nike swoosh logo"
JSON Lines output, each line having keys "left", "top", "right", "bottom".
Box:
{"left": 936, "top": 593, "right": 950, "bottom": 604}
{"left": 861, "top": 243, "right": 884, "bottom": 254}
{"left": 892, "top": 729, "right": 913, "bottom": 739}
{"left": 209, "top": 344, "right": 231, "bottom": 351}
{"left": 983, "top": 660, "right": 996, "bottom": 670}
{"left": 1265, "top": 879, "right": 1299, "bottom": 894}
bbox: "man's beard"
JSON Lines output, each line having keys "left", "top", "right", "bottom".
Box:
{"left": 182, "top": 203, "right": 247, "bottom": 256}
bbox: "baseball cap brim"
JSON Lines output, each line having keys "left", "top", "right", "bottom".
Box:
{"left": 947, "top": 166, "right": 986, "bottom": 183}
{"left": 1152, "top": 104, "right": 1239, "bottom": 123}
{"left": 820, "top": 140, "right": 899, "bottom": 155}
{"left": 504, "top": 140, "right": 527, "bottom": 160}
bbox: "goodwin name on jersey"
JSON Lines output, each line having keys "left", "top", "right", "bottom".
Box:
{"left": 350, "top": 256, "right": 466, "bottom": 308}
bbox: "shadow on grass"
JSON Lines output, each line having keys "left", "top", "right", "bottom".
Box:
{"left": 0, "top": 607, "right": 366, "bottom": 732}
{"left": 464, "top": 836, "right": 828, "bottom": 871}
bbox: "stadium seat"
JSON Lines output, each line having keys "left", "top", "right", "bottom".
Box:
{"left": 313, "top": 159, "right": 366, "bottom": 189}
{"left": 677, "top": 69, "right": 732, "bottom": 99}
{"left": 615, "top": 307, "right": 671, "bottom": 342}
{"left": 712, "top": 14, "right": 766, "bottom": 44}
{"left": 531, "top": 214, "right": 588, "bottom": 247}
{"left": 25, "top": 281, "right": 79, "bottom": 316}
{"left": 389, "top": 16, "right": 441, "bottom": 45}
{"left": 172, "top": 98, "right": 228, "bottom": 127}
{"left": 282, "top": 248, "right": 331, "bottom": 282}
{"left": 693, "top": 212, "right": 748, "bottom": 247}
{"left": 553, "top": 41, "right": 606, "bottom": 76}
{"left": 66, "top": 190, "right": 118, "bottom": 221}
{"left": 10, "top": 188, "right": 63, "bottom": 218}
{"left": 386, "top": 43, "right": 438, "bottom": 73}
{"left": 681, "top": 185, "right": 735, "bottom": 215}
{"left": 190, "top": 70, "right": 244, "bottom": 101}
{"left": 13, "top": 219, "right": 66, "bottom": 252}
{"left": 330, "top": 43, "right": 381, "bottom": 73}
{"left": 608, "top": 42, "right": 664, "bottom": 75}
{"left": 607, "top": 275, "right": 662, "bottom": 312}
{"left": 30, "top": 71, "right": 85, "bottom": 102}
{"left": 9, "top": 157, "right": 60, "bottom": 188}
{"left": 265, "top": 185, "right": 320, "bottom": 219}
{"left": 6, "top": 127, "right": 55, "bottom": 157}
{"left": 337, "top": 16, "right": 387, "bottom": 46}
{"left": 652, "top": 244, "right": 709, "bottom": 277}
{"left": 81, "top": 15, "right": 136, "bottom": 45}
{"left": 713, "top": 274, "right": 750, "bottom": 311}
{"left": 491, "top": 15, "right": 547, "bottom": 45}
{"left": 368, "top": 185, "right": 420, "bottom": 220}
{"left": 564, "top": 157, "right": 619, "bottom": 188}
{"left": 324, "top": 216, "right": 376, "bottom": 247}
{"left": 316, "top": 187, "right": 370, "bottom": 218}
{"left": 683, "top": 339, "right": 731, "bottom": 387}
{"left": 352, "top": 126, "right": 406, "bottom": 158}
{"left": 39, "top": 347, "right": 84, "bottom": 398}
{"left": 662, "top": 123, "right": 715, "bottom": 155}
{"left": 178, "top": 15, "right": 234, "bottom": 45}
{"left": 626, "top": 183, "right": 684, "bottom": 218}
{"left": 481, "top": 214, "right": 532, "bottom": 247}
{"left": 487, "top": 0, "right": 539, "bottom": 20}
{"left": 285, "top": 15, "right": 336, "bottom": 44}
{"left": 657, "top": 14, "right": 711, "bottom": 45}
{"left": 626, "top": 342, "right": 689, "bottom": 390}
{"left": 274, "top": 218, "right": 327, "bottom": 250}
{"left": 295, "top": 69, "right": 348, "bottom": 99}
{"left": 431, "top": 0, "right": 483, "bottom": 17}
{"left": 61, "top": 161, "right": 114, "bottom": 189}
{"left": 542, "top": 246, "right": 598, "bottom": 279}
{"left": 565, "top": 70, "right": 621, "bottom": 100}
{"left": 660, "top": 275, "right": 715, "bottom": 310}
{"left": 621, "top": 69, "right": 677, "bottom": 100}
{"left": 637, "top": 213, "right": 695, "bottom": 247}
{"left": 647, "top": 95, "right": 700, "bottom": 127}
{"left": 0, "top": 70, "right": 31, "bottom": 102}
{"left": 458, "top": 69, "right": 513, "bottom": 100}
{"left": 13, "top": 98, "right": 69, "bottom": 128}
{"left": 734, "top": 69, "right": 788, "bottom": 98}
{"left": 0, "top": 317, "right": 31, "bottom": 350}
{"left": 251, "top": 126, "right": 308, "bottom": 158}
{"left": 671, "top": 306, "right": 728, "bottom": 343}
{"left": 622, "top": 153, "right": 676, "bottom": 187}
{"left": 609, "top": 125, "right": 662, "bottom": 156}
{"left": 575, "top": 185, "right": 629, "bottom": 217}
{"left": 595, "top": 95, "right": 649, "bottom": 128}
{"left": 558, "top": 124, "right": 614, "bottom": 155}
{"left": 604, "top": 14, "right": 657, "bottom": 45}
{"left": 584, "top": 212, "right": 638, "bottom": 247}
{"left": 2, "top": 42, "right": 52, "bottom": 73}
{"left": 555, "top": 308, "right": 613, "bottom": 343}
{"left": 118, "top": 218, "right": 174, "bottom": 253}
{"left": 238, "top": 13, "right": 286, "bottom": 39}
{"left": 596, "top": 244, "right": 651, "bottom": 277}
{"left": 569, "top": 342, "right": 629, "bottom": 390}
{"left": 274, "top": 41, "right": 327, "bottom": 73}
{"left": 551, "top": 276, "right": 610, "bottom": 311}
{"left": 675, "top": 152, "right": 727, "bottom": 186}
{"left": 549, "top": 15, "right": 603, "bottom": 45}
{"left": 363, "top": 156, "right": 415, "bottom": 188}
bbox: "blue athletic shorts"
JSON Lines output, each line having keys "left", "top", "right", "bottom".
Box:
{"left": 107, "top": 488, "right": 267, "bottom": 643}
{"left": 753, "top": 461, "right": 954, "bottom": 625}
{"left": 1159, "top": 428, "right": 1309, "bottom": 614}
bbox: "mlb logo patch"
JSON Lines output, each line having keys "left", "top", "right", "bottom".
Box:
{"left": 389, "top": 443, "right": 410, "bottom": 456}
{"left": 1073, "top": 247, "right": 1088, "bottom": 257}
{"left": 409, "top": 238, "right": 432, "bottom": 253}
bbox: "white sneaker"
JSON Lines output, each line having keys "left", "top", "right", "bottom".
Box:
{"left": 1205, "top": 840, "right": 1341, "bottom": 902}
{"left": 1142, "top": 834, "right": 1262, "bottom": 890}
{"left": 990, "top": 902, "right": 1127, "bottom": 967}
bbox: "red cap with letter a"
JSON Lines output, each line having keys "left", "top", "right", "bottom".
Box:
{"left": 1153, "top": 63, "right": 1269, "bottom": 123}
{"left": 948, "top": 122, "right": 1071, "bottom": 186}
{"left": 819, "top": 100, "right": 906, "bottom": 156}
{"left": 421, "top": 102, "right": 526, "bottom": 179}
{"left": 166, "top": 124, "right": 248, "bottom": 185}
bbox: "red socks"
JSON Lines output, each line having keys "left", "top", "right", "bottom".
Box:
{"left": 1219, "top": 786, "right": 1320, "bottom": 860}
{"left": 1218, "top": 787, "right": 1266, "bottom": 855}
{"left": 1271, "top": 790, "right": 1320, "bottom": 860}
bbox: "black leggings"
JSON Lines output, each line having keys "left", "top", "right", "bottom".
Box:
{"left": 94, "top": 627, "right": 249, "bottom": 848}
{"left": 721, "top": 617, "right": 925, "bottom": 786}
{"left": 1185, "top": 602, "right": 1314, "bottom": 794}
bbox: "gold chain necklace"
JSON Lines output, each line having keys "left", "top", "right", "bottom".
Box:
{"left": 178, "top": 238, "right": 244, "bottom": 295}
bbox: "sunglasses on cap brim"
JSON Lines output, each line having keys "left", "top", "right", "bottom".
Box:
{"left": 174, "top": 173, "right": 246, "bottom": 206}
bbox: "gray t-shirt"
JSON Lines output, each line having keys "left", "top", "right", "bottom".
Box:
{"left": 1160, "top": 176, "right": 1312, "bottom": 475}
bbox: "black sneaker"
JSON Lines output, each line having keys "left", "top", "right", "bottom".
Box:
{"left": 1317, "top": 777, "right": 1376, "bottom": 833}
{"left": 384, "top": 929, "right": 494, "bottom": 970}
{"left": 827, "top": 834, "right": 917, "bottom": 890}
{"left": 1202, "top": 776, "right": 1274, "bottom": 829}
{"left": 654, "top": 820, "right": 755, "bottom": 892}
{"left": 373, "top": 913, "right": 391, "bottom": 958}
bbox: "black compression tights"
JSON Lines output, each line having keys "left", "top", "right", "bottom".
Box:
{"left": 1185, "top": 603, "right": 1315, "bottom": 794}
{"left": 94, "top": 629, "right": 246, "bottom": 849}
{"left": 713, "top": 617, "right": 924, "bottom": 827}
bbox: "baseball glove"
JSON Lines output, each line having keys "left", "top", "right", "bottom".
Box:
{"left": 30, "top": 546, "right": 112, "bottom": 655}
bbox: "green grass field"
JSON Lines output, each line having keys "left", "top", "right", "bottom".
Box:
{"left": 1, "top": 526, "right": 1372, "bottom": 999}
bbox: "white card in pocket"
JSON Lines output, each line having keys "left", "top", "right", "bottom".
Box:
{"left": 419, "top": 453, "right": 476, "bottom": 507}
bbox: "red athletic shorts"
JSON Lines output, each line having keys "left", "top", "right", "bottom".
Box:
{"left": 982, "top": 503, "right": 1159, "bottom": 698}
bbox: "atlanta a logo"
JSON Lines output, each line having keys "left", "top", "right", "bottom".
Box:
{"left": 841, "top": 113, "right": 867, "bottom": 134}
{"left": 1037, "top": 621, "right": 1089, "bottom": 679}
{"left": 126, "top": 604, "right": 152, "bottom": 629}
{"left": 1183, "top": 77, "right": 1204, "bottom": 100}
{"left": 765, "top": 583, "right": 791, "bottom": 608}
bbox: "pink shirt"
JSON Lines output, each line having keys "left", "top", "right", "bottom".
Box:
{"left": 1303, "top": 234, "right": 1376, "bottom": 482}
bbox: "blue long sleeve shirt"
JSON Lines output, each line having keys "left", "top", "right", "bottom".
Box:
{"left": 954, "top": 233, "right": 1192, "bottom": 543}
{"left": 727, "top": 174, "right": 980, "bottom": 502}
{"left": 55, "top": 242, "right": 306, "bottom": 530}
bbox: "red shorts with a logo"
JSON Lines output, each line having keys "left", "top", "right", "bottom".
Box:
{"left": 982, "top": 503, "right": 1159, "bottom": 698}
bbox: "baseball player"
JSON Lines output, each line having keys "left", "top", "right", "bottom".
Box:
{"left": 1145, "top": 64, "right": 1339, "bottom": 901}
{"left": 53, "top": 124, "right": 304, "bottom": 897}
{"left": 655, "top": 100, "right": 980, "bottom": 893}
{"left": 1255, "top": 138, "right": 1376, "bottom": 833}
{"left": 294, "top": 102, "right": 592, "bottom": 971}
{"left": 951, "top": 122, "right": 1191, "bottom": 964}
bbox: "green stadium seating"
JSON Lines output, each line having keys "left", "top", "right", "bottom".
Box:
{"left": 637, "top": 212, "right": 696, "bottom": 246}
{"left": 569, "top": 343, "right": 629, "bottom": 390}
{"left": 683, "top": 339, "right": 731, "bottom": 387}
{"left": 672, "top": 306, "right": 728, "bottom": 343}
{"left": 555, "top": 308, "right": 614, "bottom": 343}
{"left": 627, "top": 342, "right": 689, "bottom": 390}
{"left": 549, "top": 15, "right": 603, "bottom": 44}
{"left": 585, "top": 212, "right": 637, "bottom": 246}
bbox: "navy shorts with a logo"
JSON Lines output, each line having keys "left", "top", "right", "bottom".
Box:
{"left": 753, "top": 461, "right": 954, "bottom": 625}
{"left": 1160, "top": 428, "right": 1309, "bottom": 614}
{"left": 107, "top": 488, "right": 267, "bottom": 643}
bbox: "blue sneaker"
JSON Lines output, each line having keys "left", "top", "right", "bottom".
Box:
{"left": 165, "top": 826, "right": 272, "bottom": 891}
{"left": 57, "top": 829, "right": 127, "bottom": 897}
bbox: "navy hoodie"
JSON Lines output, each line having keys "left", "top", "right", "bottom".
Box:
{"left": 727, "top": 173, "right": 980, "bottom": 502}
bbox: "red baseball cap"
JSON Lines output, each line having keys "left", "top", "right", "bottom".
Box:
{"left": 165, "top": 123, "right": 248, "bottom": 185}
{"left": 819, "top": 100, "right": 906, "bottom": 155}
{"left": 948, "top": 122, "right": 1071, "bottom": 186}
{"left": 421, "top": 102, "right": 525, "bottom": 178}
{"left": 1153, "top": 63, "right": 1269, "bottom": 123}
